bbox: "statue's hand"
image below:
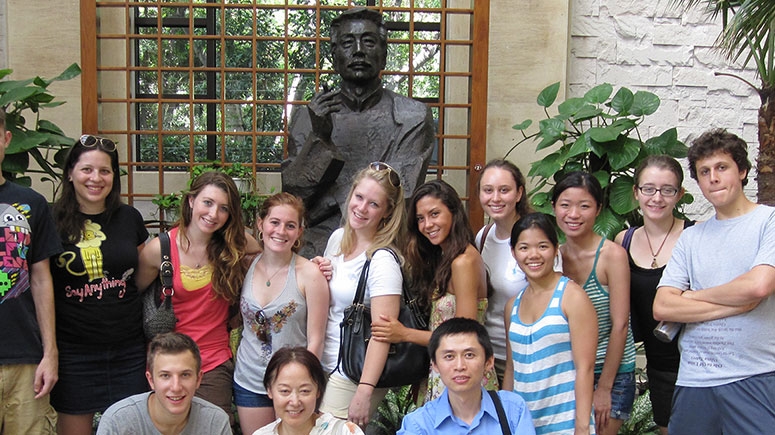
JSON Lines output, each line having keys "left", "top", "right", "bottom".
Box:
{"left": 307, "top": 88, "right": 342, "bottom": 141}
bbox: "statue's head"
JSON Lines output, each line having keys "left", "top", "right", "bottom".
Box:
{"left": 330, "top": 7, "right": 388, "bottom": 84}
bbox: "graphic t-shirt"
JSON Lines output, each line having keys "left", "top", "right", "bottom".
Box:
{"left": 51, "top": 204, "right": 149, "bottom": 345}
{"left": 0, "top": 181, "right": 62, "bottom": 364}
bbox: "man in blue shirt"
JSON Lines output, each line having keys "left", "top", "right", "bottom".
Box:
{"left": 398, "top": 318, "right": 535, "bottom": 435}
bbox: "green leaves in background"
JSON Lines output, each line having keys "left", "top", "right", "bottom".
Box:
{"left": 507, "top": 82, "right": 692, "bottom": 239}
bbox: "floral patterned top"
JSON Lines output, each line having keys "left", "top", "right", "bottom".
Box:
{"left": 253, "top": 412, "right": 364, "bottom": 435}
{"left": 424, "top": 292, "right": 499, "bottom": 403}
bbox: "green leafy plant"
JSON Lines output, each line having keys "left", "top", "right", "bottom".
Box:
{"left": 508, "top": 82, "right": 692, "bottom": 239}
{"left": 0, "top": 63, "right": 82, "bottom": 193}
{"left": 620, "top": 390, "right": 660, "bottom": 435}
{"left": 371, "top": 385, "right": 419, "bottom": 435}
{"left": 151, "top": 192, "right": 182, "bottom": 227}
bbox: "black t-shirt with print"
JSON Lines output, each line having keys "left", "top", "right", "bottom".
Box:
{"left": 0, "top": 181, "right": 63, "bottom": 364}
{"left": 51, "top": 204, "right": 149, "bottom": 346}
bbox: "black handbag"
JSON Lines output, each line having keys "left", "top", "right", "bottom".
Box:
{"left": 336, "top": 248, "right": 430, "bottom": 388}
{"left": 142, "top": 232, "right": 177, "bottom": 340}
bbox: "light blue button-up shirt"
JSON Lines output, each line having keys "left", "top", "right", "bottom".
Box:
{"left": 398, "top": 387, "right": 536, "bottom": 435}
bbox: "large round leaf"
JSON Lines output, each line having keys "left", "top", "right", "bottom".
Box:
{"left": 609, "top": 176, "right": 638, "bottom": 215}
{"left": 584, "top": 83, "right": 613, "bottom": 104}
{"left": 630, "top": 91, "right": 660, "bottom": 116}
{"left": 537, "top": 82, "right": 561, "bottom": 108}
{"left": 594, "top": 207, "right": 626, "bottom": 240}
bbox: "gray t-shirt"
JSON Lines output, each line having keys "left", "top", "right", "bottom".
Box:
{"left": 658, "top": 205, "right": 775, "bottom": 387}
{"left": 96, "top": 391, "right": 231, "bottom": 435}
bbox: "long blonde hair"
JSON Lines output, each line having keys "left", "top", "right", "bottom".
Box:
{"left": 339, "top": 166, "right": 406, "bottom": 260}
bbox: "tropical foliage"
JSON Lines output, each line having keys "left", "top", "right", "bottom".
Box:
{"left": 508, "top": 82, "right": 691, "bottom": 239}
{"left": 671, "top": 0, "right": 775, "bottom": 204}
{"left": 0, "top": 63, "right": 81, "bottom": 193}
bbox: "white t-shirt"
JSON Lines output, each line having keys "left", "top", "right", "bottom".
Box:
{"left": 476, "top": 225, "right": 527, "bottom": 361}
{"left": 321, "top": 228, "right": 403, "bottom": 374}
{"left": 659, "top": 205, "right": 775, "bottom": 387}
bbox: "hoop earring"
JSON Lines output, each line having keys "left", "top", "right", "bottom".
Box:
{"left": 293, "top": 239, "right": 301, "bottom": 249}
{"left": 258, "top": 231, "right": 264, "bottom": 241}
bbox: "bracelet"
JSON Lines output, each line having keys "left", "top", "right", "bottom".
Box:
{"left": 358, "top": 382, "right": 376, "bottom": 388}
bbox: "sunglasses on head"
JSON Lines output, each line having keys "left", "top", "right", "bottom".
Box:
{"left": 80, "top": 134, "right": 117, "bottom": 152}
{"left": 369, "top": 161, "right": 401, "bottom": 187}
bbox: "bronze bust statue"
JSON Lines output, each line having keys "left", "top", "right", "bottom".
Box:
{"left": 282, "top": 7, "right": 435, "bottom": 257}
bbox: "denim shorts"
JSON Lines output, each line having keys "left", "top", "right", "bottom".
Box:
{"left": 594, "top": 371, "right": 636, "bottom": 420}
{"left": 233, "top": 381, "right": 273, "bottom": 408}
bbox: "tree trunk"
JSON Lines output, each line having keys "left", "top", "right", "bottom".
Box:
{"left": 757, "top": 85, "right": 775, "bottom": 205}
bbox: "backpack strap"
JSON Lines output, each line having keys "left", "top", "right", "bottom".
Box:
{"left": 487, "top": 390, "right": 511, "bottom": 435}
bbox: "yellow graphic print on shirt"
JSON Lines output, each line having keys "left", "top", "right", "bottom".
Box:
{"left": 57, "top": 220, "right": 107, "bottom": 281}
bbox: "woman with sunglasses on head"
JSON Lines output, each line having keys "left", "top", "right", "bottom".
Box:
{"left": 614, "top": 156, "right": 691, "bottom": 435}
{"left": 317, "top": 163, "right": 405, "bottom": 427}
{"left": 475, "top": 159, "right": 530, "bottom": 386}
{"left": 49, "top": 135, "right": 149, "bottom": 435}
{"left": 553, "top": 171, "right": 636, "bottom": 435}
{"left": 136, "top": 170, "right": 260, "bottom": 426}
{"left": 234, "top": 192, "right": 330, "bottom": 434}
{"left": 372, "top": 179, "right": 498, "bottom": 403}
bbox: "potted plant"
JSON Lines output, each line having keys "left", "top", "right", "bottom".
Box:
{"left": 508, "top": 82, "right": 693, "bottom": 239}
{"left": 151, "top": 192, "right": 182, "bottom": 229}
{"left": 153, "top": 163, "right": 265, "bottom": 231}
{"left": 190, "top": 161, "right": 255, "bottom": 193}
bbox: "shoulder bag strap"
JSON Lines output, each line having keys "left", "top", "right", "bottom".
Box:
{"left": 487, "top": 390, "right": 512, "bottom": 435}
{"left": 479, "top": 223, "right": 494, "bottom": 252}
{"left": 351, "top": 256, "right": 372, "bottom": 305}
{"left": 158, "top": 232, "right": 174, "bottom": 308}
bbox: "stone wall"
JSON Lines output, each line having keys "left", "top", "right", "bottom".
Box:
{"left": 568, "top": 0, "right": 761, "bottom": 218}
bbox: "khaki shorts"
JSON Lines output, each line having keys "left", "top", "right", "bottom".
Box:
{"left": 0, "top": 364, "right": 57, "bottom": 434}
{"left": 319, "top": 374, "right": 387, "bottom": 420}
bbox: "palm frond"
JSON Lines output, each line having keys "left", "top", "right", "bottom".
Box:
{"left": 719, "top": 0, "right": 775, "bottom": 85}
{"left": 669, "top": 0, "right": 742, "bottom": 23}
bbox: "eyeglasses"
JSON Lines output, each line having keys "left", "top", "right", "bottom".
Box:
{"left": 369, "top": 161, "right": 401, "bottom": 187}
{"left": 80, "top": 134, "right": 117, "bottom": 152}
{"left": 254, "top": 309, "right": 271, "bottom": 344}
{"left": 637, "top": 185, "right": 679, "bottom": 197}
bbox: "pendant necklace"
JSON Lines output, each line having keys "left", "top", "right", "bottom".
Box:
{"left": 193, "top": 247, "right": 208, "bottom": 269}
{"left": 263, "top": 261, "right": 286, "bottom": 287}
{"left": 644, "top": 218, "right": 676, "bottom": 268}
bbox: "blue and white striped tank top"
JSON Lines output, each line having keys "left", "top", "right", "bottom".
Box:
{"left": 583, "top": 237, "right": 636, "bottom": 374}
{"left": 509, "top": 276, "right": 594, "bottom": 434}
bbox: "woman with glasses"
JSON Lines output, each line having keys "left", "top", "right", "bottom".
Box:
{"left": 50, "top": 135, "right": 149, "bottom": 435}
{"left": 136, "top": 170, "right": 259, "bottom": 426}
{"left": 234, "top": 192, "right": 329, "bottom": 434}
{"left": 615, "top": 156, "right": 691, "bottom": 435}
{"left": 372, "top": 179, "right": 498, "bottom": 403}
{"left": 317, "top": 163, "right": 405, "bottom": 427}
{"left": 553, "top": 171, "right": 636, "bottom": 435}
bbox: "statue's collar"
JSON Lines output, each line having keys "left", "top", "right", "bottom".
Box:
{"left": 339, "top": 82, "right": 384, "bottom": 112}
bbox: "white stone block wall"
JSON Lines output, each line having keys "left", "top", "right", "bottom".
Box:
{"left": 568, "top": 0, "right": 762, "bottom": 219}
